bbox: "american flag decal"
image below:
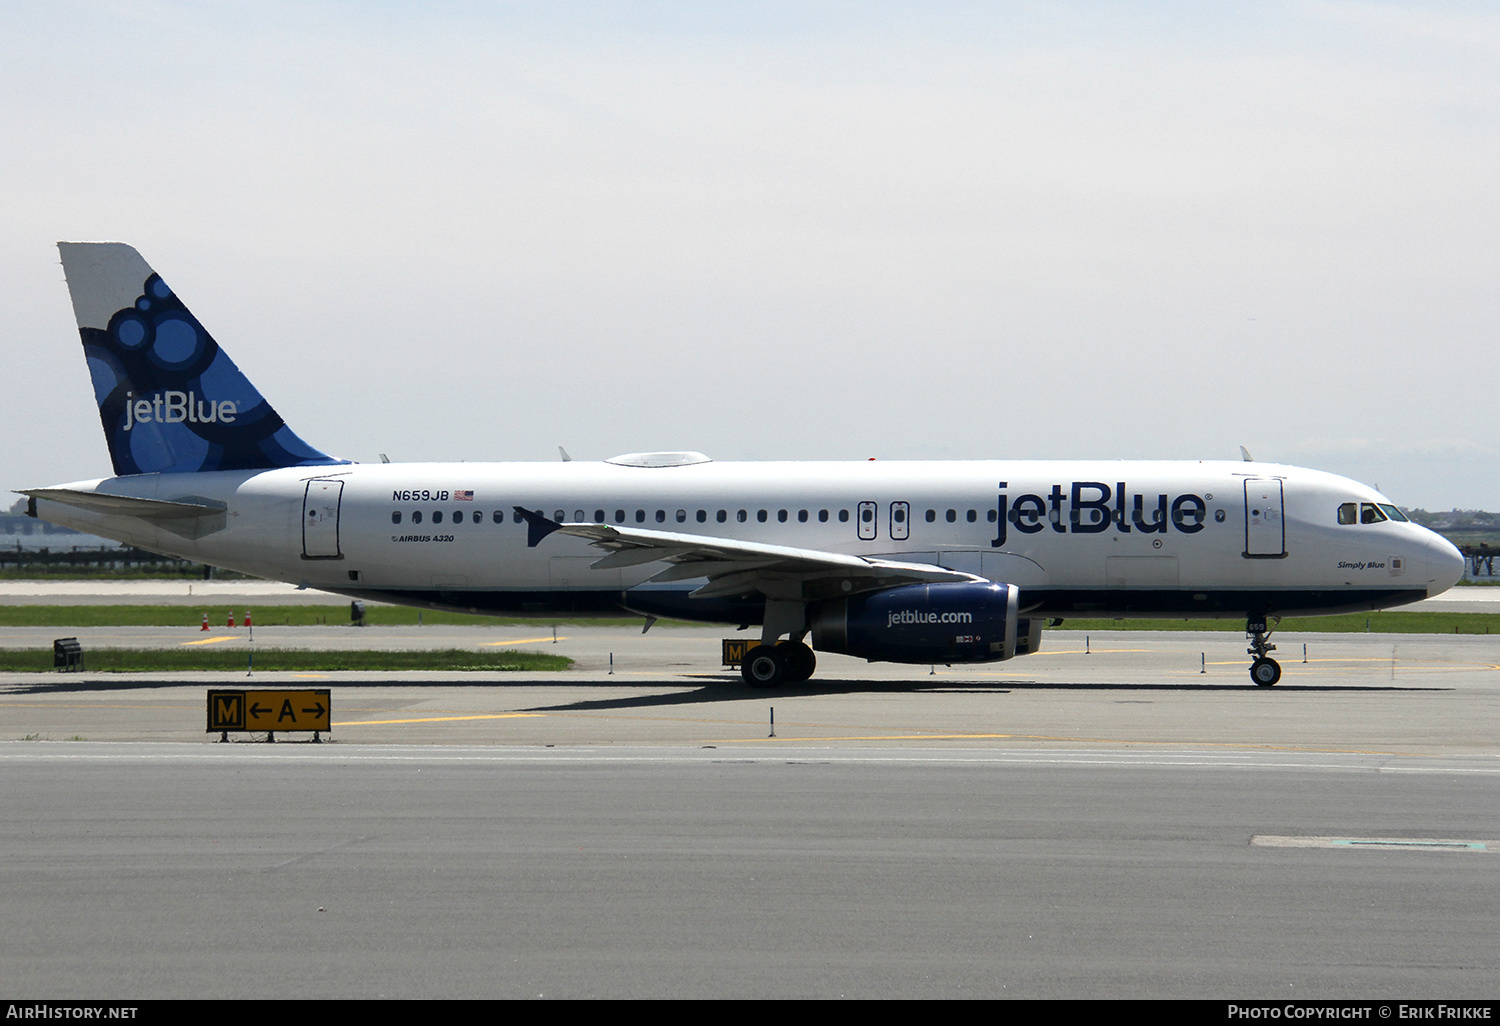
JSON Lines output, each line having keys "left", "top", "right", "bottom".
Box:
{"left": 455, "top": 490, "right": 474, "bottom": 501}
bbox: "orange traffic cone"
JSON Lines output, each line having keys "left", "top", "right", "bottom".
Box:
{"left": 200, "top": 613, "right": 209, "bottom": 631}
{"left": 227, "top": 611, "right": 236, "bottom": 628}
{"left": 244, "top": 611, "right": 252, "bottom": 629}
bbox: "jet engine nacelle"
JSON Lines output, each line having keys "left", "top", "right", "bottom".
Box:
{"left": 809, "top": 581, "right": 1042, "bottom": 664}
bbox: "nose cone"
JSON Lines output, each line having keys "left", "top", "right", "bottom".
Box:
{"left": 1421, "top": 530, "right": 1465, "bottom": 598}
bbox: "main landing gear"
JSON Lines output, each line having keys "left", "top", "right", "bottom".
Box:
{"left": 1247, "top": 616, "right": 1281, "bottom": 687}
{"left": 741, "top": 640, "right": 817, "bottom": 688}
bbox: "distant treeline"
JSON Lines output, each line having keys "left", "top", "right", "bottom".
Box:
{"left": 0, "top": 544, "right": 228, "bottom": 578}
{"left": 1403, "top": 509, "right": 1500, "bottom": 546}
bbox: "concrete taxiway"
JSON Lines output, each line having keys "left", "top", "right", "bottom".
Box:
{"left": 3, "top": 621, "right": 1498, "bottom": 751}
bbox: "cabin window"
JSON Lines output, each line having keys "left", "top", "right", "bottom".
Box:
{"left": 593, "top": 510, "right": 605, "bottom": 522}
{"left": 737, "top": 510, "right": 747, "bottom": 522}
{"left": 777, "top": 509, "right": 788, "bottom": 523}
{"left": 392, "top": 511, "right": 402, "bottom": 524}
{"left": 946, "top": 509, "right": 956, "bottom": 523}
{"left": 966, "top": 509, "right": 977, "bottom": 523}
{"left": 757, "top": 509, "right": 768, "bottom": 523}
{"left": 987, "top": 509, "right": 998, "bottom": 522}
{"left": 925, "top": 509, "right": 936, "bottom": 522}
{"left": 1010, "top": 497, "right": 1044, "bottom": 529}
{"left": 614, "top": 510, "right": 626, "bottom": 524}
{"left": 412, "top": 511, "right": 423, "bottom": 524}
{"left": 798, "top": 510, "right": 808, "bottom": 522}
{"left": 676, "top": 509, "right": 687, "bottom": 523}
{"left": 472, "top": 511, "right": 482, "bottom": 524}
{"left": 635, "top": 510, "right": 646, "bottom": 523}
{"left": 718, "top": 510, "right": 728, "bottom": 523}
{"left": 655, "top": 510, "right": 666, "bottom": 523}
{"left": 1170, "top": 497, "right": 1206, "bottom": 530}
{"left": 818, "top": 510, "right": 829, "bottom": 522}
{"left": 492, "top": 510, "right": 504, "bottom": 524}
{"left": 554, "top": 510, "right": 565, "bottom": 522}
{"left": 453, "top": 511, "right": 463, "bottom": 523}
{"left": 433, "top": 511, "right": 444, "bottom": 524}
{"left": 839, "top": 509, "right": 850, "bottom": 522}
{"left": 892, "top": 506, "right": 906, "bottom": 524}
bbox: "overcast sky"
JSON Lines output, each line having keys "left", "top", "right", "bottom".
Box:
{"left": 4, "top": 1, "right": 1497, "bottom": 509}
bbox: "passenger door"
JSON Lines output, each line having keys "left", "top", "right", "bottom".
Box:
{"left": 1243, "top": 478, "right": 1285, "bottom": 558}
{"left": 302, "top": 479, "right": 344, "bottom": 559}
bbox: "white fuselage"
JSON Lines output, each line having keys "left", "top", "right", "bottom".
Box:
{"left": 33, "top": 458, "right": 1465, "bottom": 623}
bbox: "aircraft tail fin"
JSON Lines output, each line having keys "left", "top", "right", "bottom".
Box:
{"left": 57, "top": 242, "right": 345, "bottom": 476}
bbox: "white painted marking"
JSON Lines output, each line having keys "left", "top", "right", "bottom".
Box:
{"left": 1252, "top": 835, "right": 1493, "bottom": 852}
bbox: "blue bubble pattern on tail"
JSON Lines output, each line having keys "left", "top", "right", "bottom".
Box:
{"left": 80, "top": 270, "right": 345, "bottom": 476}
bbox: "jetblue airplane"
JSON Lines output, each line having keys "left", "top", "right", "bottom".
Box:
{"left": 24, "top": 243, "right": 1465, "bottom": 687}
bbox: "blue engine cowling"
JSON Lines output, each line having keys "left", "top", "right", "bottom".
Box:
{"left": 809, "top": 582, "right": 1041, "bottom": 664}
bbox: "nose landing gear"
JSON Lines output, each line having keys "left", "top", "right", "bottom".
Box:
{"left": 1247, "top": 616, "right": 1281, "bottom": 686}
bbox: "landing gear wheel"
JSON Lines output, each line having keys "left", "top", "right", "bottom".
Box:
{"left": 741, "top": 645, "right": 786, "bottom": 688}
{"left": 1246, "top": 614, "right": 1281, "bottom": 688}
{"left": 778, "top": 641, "right": 817, "bottom": 683}
{"left": 1250, "top": 658, "right": 1282, "bottom": 687}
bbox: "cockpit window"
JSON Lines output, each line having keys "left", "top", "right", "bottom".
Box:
{"left": 1340, "top": 501, "right": 1409, "bottom": 525}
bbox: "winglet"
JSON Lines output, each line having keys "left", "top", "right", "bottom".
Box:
{"left": 513, "top": 506, "right": 564, "bottom": 548}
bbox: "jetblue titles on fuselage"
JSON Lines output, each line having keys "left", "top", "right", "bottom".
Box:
{"left": 992, "top": 480, "right": 1208, "bottom": 547}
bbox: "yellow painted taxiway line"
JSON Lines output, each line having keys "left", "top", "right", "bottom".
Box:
{"left": 481, "top": 637, "right": 568, "bottom": 647}
{"left": 336, "top": 713, "right": 545, "bottom": 726}
{"left": 181, "top": 635, "right": 241, "bottom": 646}
{"left": 1046, "top": 648, "right": 1149, "bottom": 655}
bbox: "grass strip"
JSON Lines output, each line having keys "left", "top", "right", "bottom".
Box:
{"left": 0, "top": 648, "right": 571, "bottom": 673}
{"left": 0, "top": 605, "right": 686, "bottom": 629}
{"left": 1059, "top": 611, "right": 1500, "bottom": 634}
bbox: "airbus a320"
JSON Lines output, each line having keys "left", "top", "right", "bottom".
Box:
{"left": 24, "top": 243, "right": 1465, "bottom": 687}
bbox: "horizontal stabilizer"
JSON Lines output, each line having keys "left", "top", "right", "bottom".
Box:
{"left": 21, "top": 488, "right": 226, "bottom": 520}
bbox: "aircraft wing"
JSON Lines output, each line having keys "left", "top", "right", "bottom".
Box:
{"left": 515, "top": 508, "right": 980, "bottom": 601}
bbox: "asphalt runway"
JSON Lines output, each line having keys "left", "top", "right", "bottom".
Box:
{"left": 2, "top": 592, "right": 1498, "bottom": 998}
{"left": 1, "top": 743, "right": 1496, "bottom": 999}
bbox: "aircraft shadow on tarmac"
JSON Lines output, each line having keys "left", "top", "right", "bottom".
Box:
{"left": 1, "top": 676, "right": 1450, "bottom": 710}
{"left": 516, "top": 677, "right": 1451, "bottom": 713}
